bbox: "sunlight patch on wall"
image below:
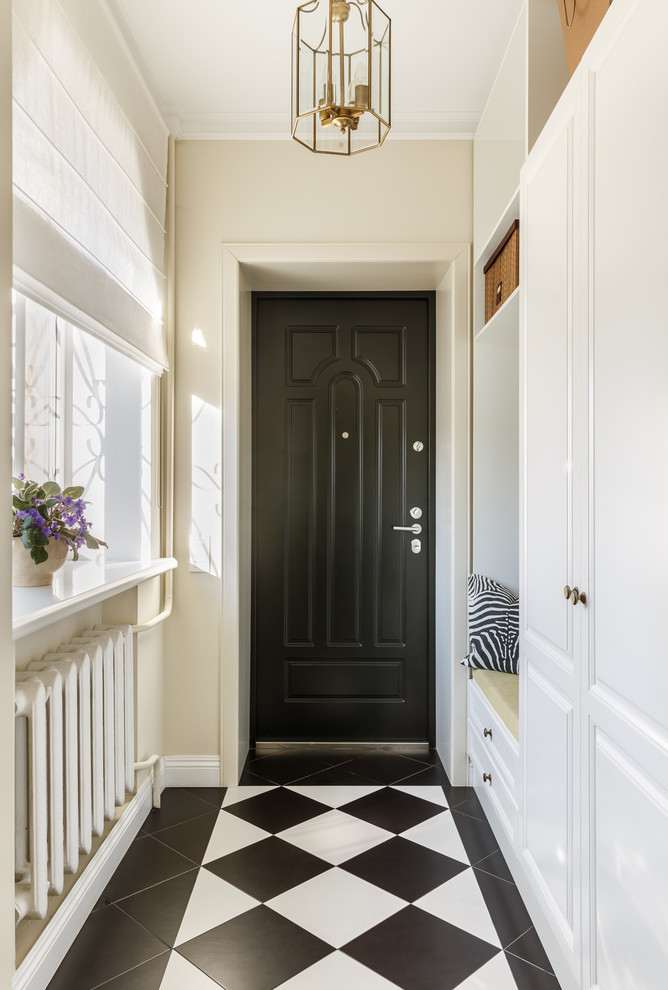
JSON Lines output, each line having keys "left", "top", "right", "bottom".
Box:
{"left": 190, "top": 395, "right": 221, "bottom": 575}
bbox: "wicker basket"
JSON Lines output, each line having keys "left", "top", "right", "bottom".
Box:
{"left": 484, "top": 220, "right": 519, "bottom": 324}
{"left": 558, "top": 0, "right": 613, "bottom": 76}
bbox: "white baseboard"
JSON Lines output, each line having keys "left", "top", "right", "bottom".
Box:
{"left": 163, "top": 755, "right": 221, "bottom": 787}
{"left": 13, "top": 776, "right": 154, "bottom": 990}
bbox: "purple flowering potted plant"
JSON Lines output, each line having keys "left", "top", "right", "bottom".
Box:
{"left": 12, "top": 475, "right": 107, "bottom": 586}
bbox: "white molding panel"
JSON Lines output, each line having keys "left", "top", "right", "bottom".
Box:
{"left": 163, "top": 756, "right": 221, "bottom": 788}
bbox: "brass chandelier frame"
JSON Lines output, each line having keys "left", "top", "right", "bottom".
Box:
{"left": 291, "top": 0, "right": 391, "bottom": 156}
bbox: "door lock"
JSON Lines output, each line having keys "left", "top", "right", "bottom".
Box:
{"left": 409, "top": 507, "right": 423, "bottom": 519}
{"left": 411, "top": 539, "right": 421, "bottom": 554}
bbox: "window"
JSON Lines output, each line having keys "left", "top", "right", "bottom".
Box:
{"left": 12, "top": 293, "right": 156, "bottom": 562}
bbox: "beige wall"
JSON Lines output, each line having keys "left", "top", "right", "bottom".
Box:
{"left": 166, "top": 138, "right": 473, "bottom": 757}
{"left": 1, "top": 0, "right": 15, "bottom": 976}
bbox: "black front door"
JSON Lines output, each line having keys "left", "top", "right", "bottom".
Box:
{"left": 252, "top": 293, "right": 434, "bottom": 743}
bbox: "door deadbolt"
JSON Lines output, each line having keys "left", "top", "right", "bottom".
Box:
{"left": 410, "top": 507, "right": 422, "bottom": 519}
{"left": 413, "top": 441, "right": 424, "bottom": 452}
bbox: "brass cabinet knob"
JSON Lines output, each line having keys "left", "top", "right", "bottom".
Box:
{"left": 483, "top": 772, "right": 492, "bottom": 784}
{"left": 569, "top": 587, "right": 587, "bottom": 606}
{"left": 565, "top": 584, "right": 587, "bottom": 606}
{"left": 483, "top": 727, "right": 492, "bottom": 740}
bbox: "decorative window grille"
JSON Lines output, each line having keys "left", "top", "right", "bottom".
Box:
{"left": 12, "top": 293, "right": 155, "bottom": 561}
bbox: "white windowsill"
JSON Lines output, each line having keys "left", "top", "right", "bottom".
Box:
{"left": 12, "top": 557, "right": 178, "bottom": 640}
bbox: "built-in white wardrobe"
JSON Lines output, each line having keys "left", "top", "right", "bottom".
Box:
{"left": 472, "top": 1, "right": 668, "bottom": 988}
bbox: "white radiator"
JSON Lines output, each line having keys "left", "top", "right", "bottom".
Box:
{"left": 15, "top": 625, "right": 135, "bottom": 923}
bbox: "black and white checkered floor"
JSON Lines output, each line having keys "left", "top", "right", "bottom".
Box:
{"left": 47, "top": 749, "right": 561, "bottom": 989}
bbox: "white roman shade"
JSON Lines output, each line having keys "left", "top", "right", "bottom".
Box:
{"left": 12, "top": 0, "right": 169, "bottom": 371}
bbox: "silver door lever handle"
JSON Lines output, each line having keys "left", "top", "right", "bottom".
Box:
{"left": 393, "top": 523, "right": 422, "bottom": 535}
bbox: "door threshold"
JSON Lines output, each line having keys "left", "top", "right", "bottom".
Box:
{"left": 254, "top": 741, "right": 431, "bottom": 754}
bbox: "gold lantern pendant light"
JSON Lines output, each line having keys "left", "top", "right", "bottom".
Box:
{"left": 292, "top": 0, "right": 391, "bottom": 156}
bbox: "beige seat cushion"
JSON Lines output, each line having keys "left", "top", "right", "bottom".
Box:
{"left": 471, "top": 669, "right": 519, "bottom": 741}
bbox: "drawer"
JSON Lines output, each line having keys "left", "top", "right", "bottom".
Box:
{"left": 468, "top": 719, "right": 518, "bottom": 843}
{"left": 467, "top": 678, "right": 519, "bottom": 788}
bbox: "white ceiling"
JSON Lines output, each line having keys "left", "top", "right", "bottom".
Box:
{"left": 106, "top": 0, "right": 525, "bottom": 140}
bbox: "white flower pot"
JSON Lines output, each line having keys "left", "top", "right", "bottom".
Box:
{"left": 12, "top": 536, "right": 69, "bottom": 587}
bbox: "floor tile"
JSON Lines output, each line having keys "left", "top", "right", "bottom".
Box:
{"left": 342, "top": 753, "right": 431, "bottom": 784}
{"left": 159, "top": 951, "right": 227, "bottom": 990}
{"left": 183, "top": 787, "right": 227, "bottom": 809}
{"left": 343, "top": 905, "right": 500, "bottom": 990}
{"left": 286, "top": 784, "right": 383, "bottom": 808}
{"left": 238, "top": 768, "right": 277, "bottom": 785}
{"left": 273, "top": 949, "right": 403, "bottom": 989}
{"left": 505, "top": 952, "right": 562, "bottom": 989}
{"left": 222, "top": 785, "right": 276, "bottom": 807}
{"left": 342, "top": 835, "right": 468, "bottom": 902}
{"left": 391, "top": 783, "right": 448, "bottom": 807}
{"left": 152, "top": 810, "right": 219, "bottom": 863}
{"left": 278, "top": 809, "right": 392, "bottom": 865}
{"left": 474, "top": 848, "right": 516, "bottom": 884}
{"left": 285, "top": 765, "right": 384, "bottom": 785}
{"left": 414, "top": 868, "right": 502, "bottom": 948}
{"left": 174, "top": 868, "right": 259, "bottom": 945}
{"left": 452, "top": 810, "right": 500, "bottom": 865}
{"left": 451, "top": 790, "right": 488, "bottom": 822}
{"left": 141, "top": 790, "right": 216, "bottom": 835}
{"left": 505, "top": 927, "right": 555, "bottom": 974}
{"left": 177, "top": 904, "right": 333, "bottom": 990}
{"left": 401, "top": 810, "right": 470, "bottom": 862}
{"left": 223, "top": 786, "right": 330, "bottom": 833}
{"left": 455, "top": 951, "right": 522, "bottom": 989}
{"left": 88, "top": 952, "right": 170, "bottom": 990}
{"left": 246, "top": 752, "right": 338, "bottom": 783}
{"left": 267, "top": 867, "right": 406, "bottom": 948}
{"left": 411, "top": 748, "right": 446, "bottom": 766}
{"left": 46, "top": 905, "right": 166, "bottom": 990}
{"left": 474, "top": 869, "right": 534, "bottom": 949}
{"left": 393, "top": 764, "right": 450, "bottom": 786}
{"left": 205, "top": 835, "right": 330, "bottom": 901}
{"left": 103, "top": 835, "right": 196, "bottom": 902}
{"left": 117, "top": 868, "right": 199, "bottom": 946}
{"left": 443, "top": 781, "right": 477, "bottom": 809}
{"left": 202, "top": 809, "right": 271, "bottom": 863}
{"left": 343, "top": 786, "right": 444, "bottom": 833}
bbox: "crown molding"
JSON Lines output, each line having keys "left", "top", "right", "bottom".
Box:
{"left": 162, "top": 107, "right": 480, "bottom": 141}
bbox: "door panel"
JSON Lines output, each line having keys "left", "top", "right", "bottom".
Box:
{"left": 253, "top": 294, "right": 434, "bottom": 742}
{"left": 524, "top": 121, "right": 574, "bottom": 663}
{"left": 520, "top": 79, "right": 583, "bottom": 986}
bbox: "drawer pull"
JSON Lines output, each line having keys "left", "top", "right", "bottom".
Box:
{"left": 483, "top": 727, "right": 492, "bottom": 740}
{"left": 483, "top": 772, "right": 492, "bottom": 785}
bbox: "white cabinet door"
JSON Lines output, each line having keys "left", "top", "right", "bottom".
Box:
{"left": 583, "top": 1, "right": 668, "bottom": 987}
{"left": 520, "top": 78, "right": 585, "bottom": 988}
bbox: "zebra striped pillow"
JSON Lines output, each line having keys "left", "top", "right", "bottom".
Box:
{"left": 462, "top": 574, "right": 519, "bottom": 674}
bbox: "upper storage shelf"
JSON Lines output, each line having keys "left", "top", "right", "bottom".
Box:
{"left": 474, "top": 187, "right": 520, "bottom": 338}
{"left": 474, "top": 0, "right": 569, "bottom": 258}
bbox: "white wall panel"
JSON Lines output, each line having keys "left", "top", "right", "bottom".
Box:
{"left": 523, "top": 122, "right": 573, "bottom": 660}
{"left": 589, "top": 0, "right": 668, "bottom": 734}
{"left": 592, "top": 729, "right": 668, "bottom": 990}
{"left": 523, "top": 664, "right": 574, "bottom": 933}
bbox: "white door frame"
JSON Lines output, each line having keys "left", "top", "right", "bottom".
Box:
{"left": 220, "top": 243, "right": 471, "bottom": 785}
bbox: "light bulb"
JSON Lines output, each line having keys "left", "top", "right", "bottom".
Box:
{"left": 349, "top": 61, "right": 368, "bottom": 108}
{"left": 318, "top": 61, "right": 335, "bottom": 108}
